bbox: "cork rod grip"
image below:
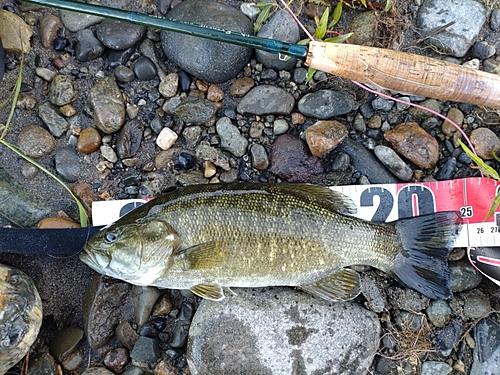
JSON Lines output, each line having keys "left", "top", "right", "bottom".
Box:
{"left": 306, "top": 41, "right": 500, "bottom": 109}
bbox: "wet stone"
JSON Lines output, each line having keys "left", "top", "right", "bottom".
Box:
{"left": 174, "top": 96, "right": 218, "bottom": 124}
{"left": 108, "top": 46, "right": 136, "bottom": 69}
{"left": 89, "top": 76, "right": 125, "bottom": 134}
{"left": 449, "top": 261, "right": 483, "bottom": 293}
{"left": 230, "top": 77, "right": 255, "bottom": 98}
{"left": 133, "top": 57, "right": 156, "bottom": 81}
{"left": 216, "top": 117, "right": 248, "bottom": 157}
{"left": 435, "top": 157, "right": 456, "bottom": 180}
{"left": 207, "top": 84, "right": 224, "bottom": 102}
{"left": 435, "top": 319, "right": 462, "bottom": 357}
{"left": 131, "top": 286, "right": 162, "bottom": 328}
{"left": 255, "top": 9, "right": 299, "bottom": 71}
{"left": 77, "top": 127, "right": 101, "bottom": 154}
{"left": 160, "top": 0, "right": 253, "bottom": 83}
{"left": 83, "top": 274, "right": 132, "bottom": 349}
{"left": 470, "top": 127, "right": 500, "bottom": 160}
{"left": 237, "top": 85, "right": 295, "bottom": 115}
{"left": 27, "top": 353, "right": 60, "bottom": 375}
{"left": 304, "top": 120, "right": 348, "bottom": 157}
{"left": 59, "top": 9, "right": 103, "bottom": 32}
{"left": 40, "top": 14, "right": 60, "bottom": 49}
{"left": 463, "top": 293, "right": 490, "bottom": 319}
{"left": 273, "top": 119, "right": 289, "bottom": 135}
{"left": 408, "top": 98, "right": 441, "bottom": 120}
{"left": 269, "top": 134, "right": 324, "bottom": 182}
{"left": 50, "top": 75, "right": 77, "bottom": 106}
{"left": 470, "top": 317, "right": 500, "bottom": 375}
{"left": 250, "top": 144, "right": 269, "bottom": 170}
{"left": 159, "top": 72, "right": 179, "bottom": 98}
{"left": 100, "top": 145, "right": 118, "bottom": 163}
{"left": 298, "top": 90, "right": 353, "bottom": 119}
{"left": 114, "top": 65, "right": 135, "bottom": 83}
{"left": 330, "top": 152, "right": 350, "bottom": 171}
{"left": 138, "top": 39, "right": 169, "bottom": 81}
{"left": 82, "top": 367, "right": 115, "bottom": 375}
{"left": 421, "top": 361, "right": 453, "bottom": 375}
{"left": 170, "top": 323, "right": 189, "bottom": 348}
{"left": 37, "top": 103, "right": 68, "bottom": 138}
{"left": 49, "top": 327, "right": 84, "bottom": 362}
{"left": 426, "top": 300, "right": 452, "bottom": 328}
{"left": 55, "top": 147, "right": 80, "bottom": 182}
{"left": 371, "top": 97, "right": 394, "bottom": 112}
{"left": 115, "top": 321, "right": 140, "bottom": 351}
{"left": 75, "top": 29, "right": 106, "bottom": 62}
{"left": 442, "top": 107, "right": 464, "bottom": 137}
{"left": 374, "top": 145, "right": 413, "bottom": 181}
{"left": 384, "top": 122, "right": 439, "bottom": 169}
{"left": 96, "top": 19, "right": 146, "bottom": 50}
{"left": 104, "top": 348, "right": 129, "bottom": 373}
{"left": 18, "top": 124, "right": 56, "bottom": 158}
{"left": 116, "top": 120, "right": 144, "bottom": 159}
{"left": 130, "top": 336, "right": 162, "bottom": 366}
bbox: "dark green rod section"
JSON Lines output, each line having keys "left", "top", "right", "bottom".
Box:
{"left": 22, "top": 0, "right": 309, "bottom": 59}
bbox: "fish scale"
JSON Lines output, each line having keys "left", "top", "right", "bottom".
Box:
{"left": 81, "top": 183, "right": 461, "bottom": 301}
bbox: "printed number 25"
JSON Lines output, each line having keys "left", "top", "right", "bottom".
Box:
{"left": 460, "top": 206, "right": 473, "bottom": 218}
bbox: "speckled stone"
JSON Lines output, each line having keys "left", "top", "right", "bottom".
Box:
{"left": 17, "top": 124, "right": 56, "bottom": 158}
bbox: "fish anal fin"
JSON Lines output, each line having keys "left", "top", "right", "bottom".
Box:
{"left": 176, "top": 242, "right": 225, "bottom": 270}
{"left": 190, "top": 283, "right": 225, "bottom": 301}
{"left": 298, "top": 269, "right": 361, "bottom": 302}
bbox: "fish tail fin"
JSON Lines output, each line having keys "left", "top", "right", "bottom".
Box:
{"left": 389, "top": 211, "right": 462, "bottom": 299}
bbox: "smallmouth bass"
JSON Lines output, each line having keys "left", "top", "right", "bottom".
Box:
{"left": 81, "top": 183, "right": 462, "bottom": 301}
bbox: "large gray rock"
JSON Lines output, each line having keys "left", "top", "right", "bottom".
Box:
{"left": 416, "top": 0, "right": 487, "bottom": 57}
{"left": 188, "top": 287, "right": 380, "bottom": 375}
{"left": 255, "top": 10, "right": 300, "bottom": 71}
{"left": 161, "top": 0, "right": 253, "bottom": 83}
{"left": 237, "top": 85, "right": 295, "bottom": 115}
{"left": 470, "top": 318, "right": 500, "bottom": 375}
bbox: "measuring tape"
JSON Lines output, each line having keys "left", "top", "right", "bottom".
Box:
{"left": 93, "top": 177, "right": 500, "bottom": 248}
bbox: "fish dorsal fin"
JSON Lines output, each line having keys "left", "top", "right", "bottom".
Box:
{"left": 290, "top": 184, "right": 357, "bottom": 215}
{"left": 298, "top": 268, "right": 361, "bottom": 302}
{"left": 190, "top": 283, "right": 225, "bottom": 300}
{"left": 176, "top": 242, "right": 225, "bottom": 270}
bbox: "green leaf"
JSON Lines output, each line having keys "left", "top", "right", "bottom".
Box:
{"left": 297, "top": 38, "right": 310, "bottom": 45}
{"left": 306, "top": 68, "right": 317, "bottom": 82}
{"left": 484, "top": 191, "right": 500, "bottom": 222}
{"left": 328, "top": 1, "right": 343, "bottom": 28}
{"left": 458, "top": 139, "right": 500, "bottom": 180}
{"left": 384, "top": 0, "right": 392, "bottom": 12}
{"left": 324, "top": 32, "right": 353, "bottom": 43}
{"left": 254, "top": 3, "right": 274, "bottom": 33}
{"left": 359, "top": 0, "right": 367, "bottom": 7}
{"left": 315, "top": 7, "right": 329, "bottom": 40}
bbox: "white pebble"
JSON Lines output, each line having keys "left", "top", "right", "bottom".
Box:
{"left": 156, "top": 127, "right": 178, "bottom": 150}
{"left": 100, "top": 145, "right": 117, "bottom": 163}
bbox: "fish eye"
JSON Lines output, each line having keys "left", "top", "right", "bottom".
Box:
{"left": 106, "top": 232, "right": 118, "bottom": 243}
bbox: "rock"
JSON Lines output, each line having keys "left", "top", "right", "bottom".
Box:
{"left": 27, "top": 353, "right": 60, "bottom": 375}
{"left": 304, "top": 120, "right": 348, "bottom": 157}
{"left": 250, "top": 144, "right": 269, "bottom": 170}
{"left": 330, "top": 152, "right": 351, "bottom": 172}
{"left": 426, "top": 300, "right": 452, "bottom": 328}
{"left": 273, "top": 119, "right": 289, "bottom": 135}
{"left": 49, "top": 327, "right": 84, "bottom": 362}
{"left": 470, "top": 317, "right": 500, "bottom": 375}
{"left": 338, "top": 138, "right": 398, "bottom": 184}
{"left": 203, "top": 160, "right": 217, "bottom": 178}
{"left": 100, "top": 145, "right": 118, "bottom": 163}
{"left": 0, "top": 167, "right": 51, "bottom": 227}
{"left": 71, "top": 182, "right": 96, "bottom": 216}
{"left": 421, "top": 361, "right": 453, "bottom": 375}
{"left": 470, "top": 127, "right": 500, "bottom": 160}
{"left": 463, "top": 293, "right": 490, "bottom": 319}
{"left": 442, "top": 107, "right": 464, "bottom": 137}
{"left": 373, "top": 145, "right": 413, "bottom": 181}
{"left": 298, "top": 90, "right": 353, "bottom": 119}
{"left": 138, "top": 39, "right": 169, "bottom": 81}
{"left": 75, "top": 29, "right": 106, "bottom": 62}
{"left": 434, "top": 157, "right": 456, "bottom": 180}
{"left": 133, "top": 57, "right": 156, "bottom": 81}
{"left": 471, "top": 41, "right": 490, "bottom": 60}
{"left": 104, "top": 348, "right": 129, "bottom": 373}
{"left": 187, "top": 287, "right": 380, "bottom": 375}
{"left": 156, "top": 127, "right": 178, "bottom": 151}
{"left": 40, "top": 14, "right": 60, "bottom": 49}
{"left": 55, "top": 147, "right": 81, "bottom": 182}
{"left": 96, "top": 19, "right": 146, "bottom": 50}
{"left": 237, "top": 85, "right": 295, "bottom": 115}
{"left": 18, "top": 124, "right": 56, "bottom": 158}
{"left": 408, "top": 98, "right": 441, "bottom": 120}
{"left": 0, "top": 9, "right": 33, "bottom": 53}
{"left": 114, "top": 65, "right": 135, "bottom": 83}
{"left": 207, "top": 84, "right": 224, "bottom": 102}
{"left": 159, "top": 72, "right": 178, "bottom": 98}
{"left": 59, "top": 8, "right": 103, "bottom": 32}
{"left": 82, "top": 367, "right": 115, "bottom": 375}
{"left": 50, "top": 75, "right": 77, "bottom": 106}
{"left": 174, "top": 96, "right": 218, "bottom": 124}
{"left": 38, "top": 102, "right": 69, "bottom": 137}
{"left": 89, "top": 77, "right": 125, "bottom": 134}
{"left": 60, "top": 104, "right": 76, "bottom": 117}
{"left": 195, "top": 143, "right": 230, "bottom": 171}
{"left": 183, "top": 126, "right": 202, "bottom": 149}
{"left": 449, "top": 261, "right": 483, "bottom": 293}
{"left": 255, "top": 10, "right": 299, "bottom": 70}
{"left": 240, "top": 2, "right": 260, "bottom": 19}
{"left": 384, "top": 122, "right": 439, "bottom": 169}
{"left": 77, "top": 127, "right": 101, "bottom": 154}
{"left": 417, "top": 0, "right": 487, "bottom": 57}
{"left": 216, "top": 117, "right": 248, "bottom": 157}
{"left": 491, "top": 9, "right": 500, "bottom": 31}
{"left": 82, "top": 274, "right": 132, "bottom": 349}
{"left": 115, "top": 321, "right": 140, "bottom": 350}
{"left": 35, "top": 67, "right": 56, "bottom": 82}
{"left": 170, "top": 323, "right": 189, "bottom": 348}
{"left": 116, "top": 120, "right": 144, "bottom": 159}
{"left": 130, "top": 336, "right": 162, "bottom": 367}
{"left": 269, "top": 134, "right": 324, "bottom": 182}
{"left": 349, "top": 12, "right": 378, "bottom": 47}
{"left": 435, "top": 319, "right": 462, "bottom": 357}
{"left": 0, "top": 264, "right": 42, "bottom": 375}
{"left": 230, "top": 77, "right": 255, "bottom": 98}
{"left": 371, "top": 97, "right": 394, "bottom": 112}
{"left": 360, "top": 276, "right": 386, "bottom": 313}
{"left": 161, "top": 0, "right": 253, "bottom": 83}
{"left": 131, "top": 286, "right": 162, "bottom": 328}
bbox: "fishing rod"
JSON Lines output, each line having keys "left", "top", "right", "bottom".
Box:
{"left": 22, "top": 0, "right": 500, "bottom": 109}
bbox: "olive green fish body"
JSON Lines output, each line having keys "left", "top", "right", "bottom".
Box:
{"left": 82, "top": 183, "right": 461, "bottom": 301}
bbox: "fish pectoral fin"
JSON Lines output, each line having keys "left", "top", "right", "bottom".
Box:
{"left": 298, "top": 268, "right": 361, "bottom": 302}
{"left": 176, "top": 242, "right": 225, "bottom": 270}
{"left": 190, "top": 283, "right": 225, "bottom": 301}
